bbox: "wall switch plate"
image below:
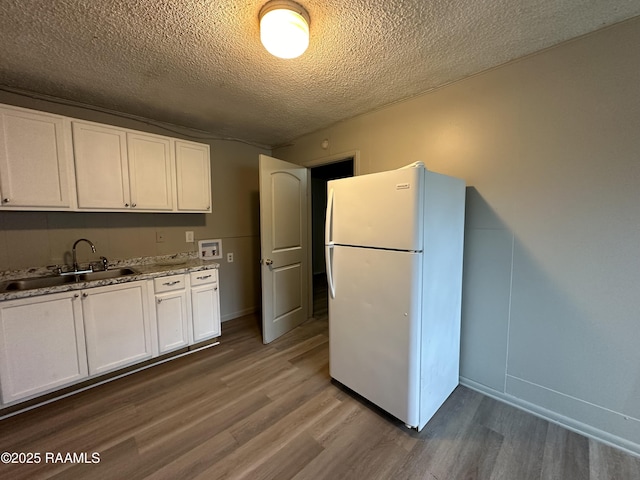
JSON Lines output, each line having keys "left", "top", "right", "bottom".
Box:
{"left": 185, "top": 231, "right": 194, "bottom": 243}
{"left": 156, "top": 232, "right": 165, "bottom": 243}
{"left": 227, "top": 253, "right": 234, "bottom": 263}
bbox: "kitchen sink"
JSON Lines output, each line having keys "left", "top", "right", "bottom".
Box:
{"left": 77, "top": 267, "right": 139, "bottom": 281}
{"left": 0, "top": 268, "right": 139, "bottom": 292}
{"left": 0, "top": 275, "right": 79, "bottom": 292}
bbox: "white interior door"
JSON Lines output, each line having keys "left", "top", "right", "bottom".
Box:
{"left": 259, "top": 154, "right": 309, "bottom": 344}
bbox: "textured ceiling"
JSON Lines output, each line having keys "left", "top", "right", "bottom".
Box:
{"left": 0, "top": 0, "right": 639, "bottom": 148}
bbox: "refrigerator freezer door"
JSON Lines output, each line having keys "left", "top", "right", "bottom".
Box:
{"left": 326, "top": 167, "right": 424, "bottom": 251}
{"left": 329, "top": 245, "right": 423, "bottom": 427}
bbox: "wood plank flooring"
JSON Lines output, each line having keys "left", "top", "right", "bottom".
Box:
{"left": 1, "top": 296, "right": 639, "bottom": 478}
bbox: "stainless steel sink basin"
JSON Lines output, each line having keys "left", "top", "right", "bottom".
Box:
{"left": 77, "top": 267, "right": 139, "bottom": 281}
{"left": 0, "top": 268, "right": 139, "bottom": 292}
{"left": 1, "top": 275, "right": 79, "bottom": 292}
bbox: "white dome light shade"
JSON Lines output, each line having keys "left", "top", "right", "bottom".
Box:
{"left": 259, "top": 1, "right": 310, "bottom": 59}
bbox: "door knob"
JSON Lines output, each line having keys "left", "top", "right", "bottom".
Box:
{"left": 264, "top": 259, "right": 273, "bottom": 266}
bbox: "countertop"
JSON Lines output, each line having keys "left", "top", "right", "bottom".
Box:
{"left": 0, "top": 253, "right": 219, "bottom": 302}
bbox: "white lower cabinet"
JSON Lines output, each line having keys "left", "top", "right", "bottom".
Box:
{"left": 0, "top": 269, "right": 220, "bottom": 408}
{"left": 0, "top": 291, "right": 88, "bottom": 404}
{"left": 190, "top": 270, "right": 221, "bottom": 343}
{"left": 153, "top": 275, "right": 189, "bottom": 354}
{"left": 82, "top": 280, "right": 153, "bottom": 376}
{"left": 151, "top": 270, "right": 221, "bottom": 348}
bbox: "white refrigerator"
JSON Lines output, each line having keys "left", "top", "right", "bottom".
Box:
{"left": 325, "top": 162, "right": 465, "bottom": 431}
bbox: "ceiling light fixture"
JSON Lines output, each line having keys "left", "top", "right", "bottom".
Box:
{"left": 259, "top": 0, "right": 310, "bottom": 59}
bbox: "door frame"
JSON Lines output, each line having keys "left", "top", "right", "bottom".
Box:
{"left": 301, "top": 150, "right": 360, "bottom": 317}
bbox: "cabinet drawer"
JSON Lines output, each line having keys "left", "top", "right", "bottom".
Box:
{"left": 190, "top": 270, "right": 218, "bottom": 287}
{"left": 154, "top": 274, "right": 186, "bottom": 293}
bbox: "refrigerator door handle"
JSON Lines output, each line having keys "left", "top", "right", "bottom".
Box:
{"left": 325, "top": 244, "right": 336, "bottom": 299}
{"left": 325, "top": 187, "right": 336, "bottom": 298}
{"left": 325, "top": 187, "right": 334, "bottom": 245}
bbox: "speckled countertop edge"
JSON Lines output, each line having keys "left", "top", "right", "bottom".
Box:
{"left": 0, "top": 253, "right": 220, "bottom": 301}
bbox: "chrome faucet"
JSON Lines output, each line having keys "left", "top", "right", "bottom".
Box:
{"left": 72, "top": 238, "right": 96, "bottom": 273}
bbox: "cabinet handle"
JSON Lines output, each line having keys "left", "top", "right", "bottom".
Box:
{"left": 82, "top": 292, "right": 88, "bottom": 298}
{"left": 157, "top": 298, "right": 162, "bottom": 304}
{"left": 214, "top": 287, "right": 218, "bottom": 291}
{"left": 131, "top": 203, "right": 137, "bottom": 208}
{"left": 196, "top": 274, "right": 212, "bottom": 280}
{"left": 2, "top": 198, "right": 8, "bottom": 203}
{"left": 162, "top": 280, "right": 180, "bottom": 286}
{"left": 73, "top": 293, "right": 80, "bottom": 298}
{"left": 124, "top": 203, "right": 129, "bottom": 207}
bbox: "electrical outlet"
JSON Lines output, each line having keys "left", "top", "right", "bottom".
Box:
{"left": 156, "top": 231, "right": 165, "bottom": 243}
{"left": 227, "top": 253, "right": 234, "bottom": 263}
{"left": 185, "top": 231, "right": 194, "bottom": 243}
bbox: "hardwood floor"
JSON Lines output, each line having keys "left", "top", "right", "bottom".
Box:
{"left": 1, "top": 294, "right": 639, "bottom": 479}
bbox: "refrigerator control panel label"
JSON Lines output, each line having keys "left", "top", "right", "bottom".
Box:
{"left": 396, "top": 183, "right": 410, "bottom": 190}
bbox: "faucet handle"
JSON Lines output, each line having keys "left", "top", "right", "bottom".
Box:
{"left": 47, "top": 265, "right": 63, "bottom": 275}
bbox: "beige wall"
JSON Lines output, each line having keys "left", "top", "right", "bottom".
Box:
{"left": 0, "top": 91, "right": 265, "bottom": 321}
{"left": 275, "top": 18, "right": 640, "bottom": 454}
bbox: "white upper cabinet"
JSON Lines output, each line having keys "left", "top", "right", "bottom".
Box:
{"left": 127, "top": 132, "right": 174, "bottom": 211}
{"left": 73, "top": 122, "right": 177, "bottom": 211}
{"left": 0, "top": 103, "right": 211, "bottom": 213}
{"left": 73, "top": 121, "right": 130, "bottom": 210}
{"left": 0, "top": 105, "right": 74, "bottom": 209}
{"left": 176, "top": 140, "right": 212, "bottom": 212}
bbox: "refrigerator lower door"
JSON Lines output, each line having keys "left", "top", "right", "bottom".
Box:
{"left": 329, "top": 245, "right": 423, "bottom": 427}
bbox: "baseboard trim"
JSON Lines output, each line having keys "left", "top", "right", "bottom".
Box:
{"left": 460, "top": 376, "right": 640, "bottom": 458}
{"left": 221, "top": 306, "right": 258, "bottom": 322}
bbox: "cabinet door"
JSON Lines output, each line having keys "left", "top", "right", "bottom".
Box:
{"left": 82, "top": 281, "right": 152, "bottom": 375}
{"left": 175, "top": 140, "right": 211, "bottom": 212}
{"left": 155, "top": 290, "right": 190, "bottom": 353}
{"left": 127, "top": 132, "right": 174, "bottom": 211}
{"left": 0, "top": 106, "right": 73, "bottom": 209}
{"left": 73, "top": 121, "right": 130, "bottom": 209}
{"left": 191, "top": 283, "right": 221, "bottom": 343}
{"left": 0, "top": 292, "right": 87, "bottom": 404}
